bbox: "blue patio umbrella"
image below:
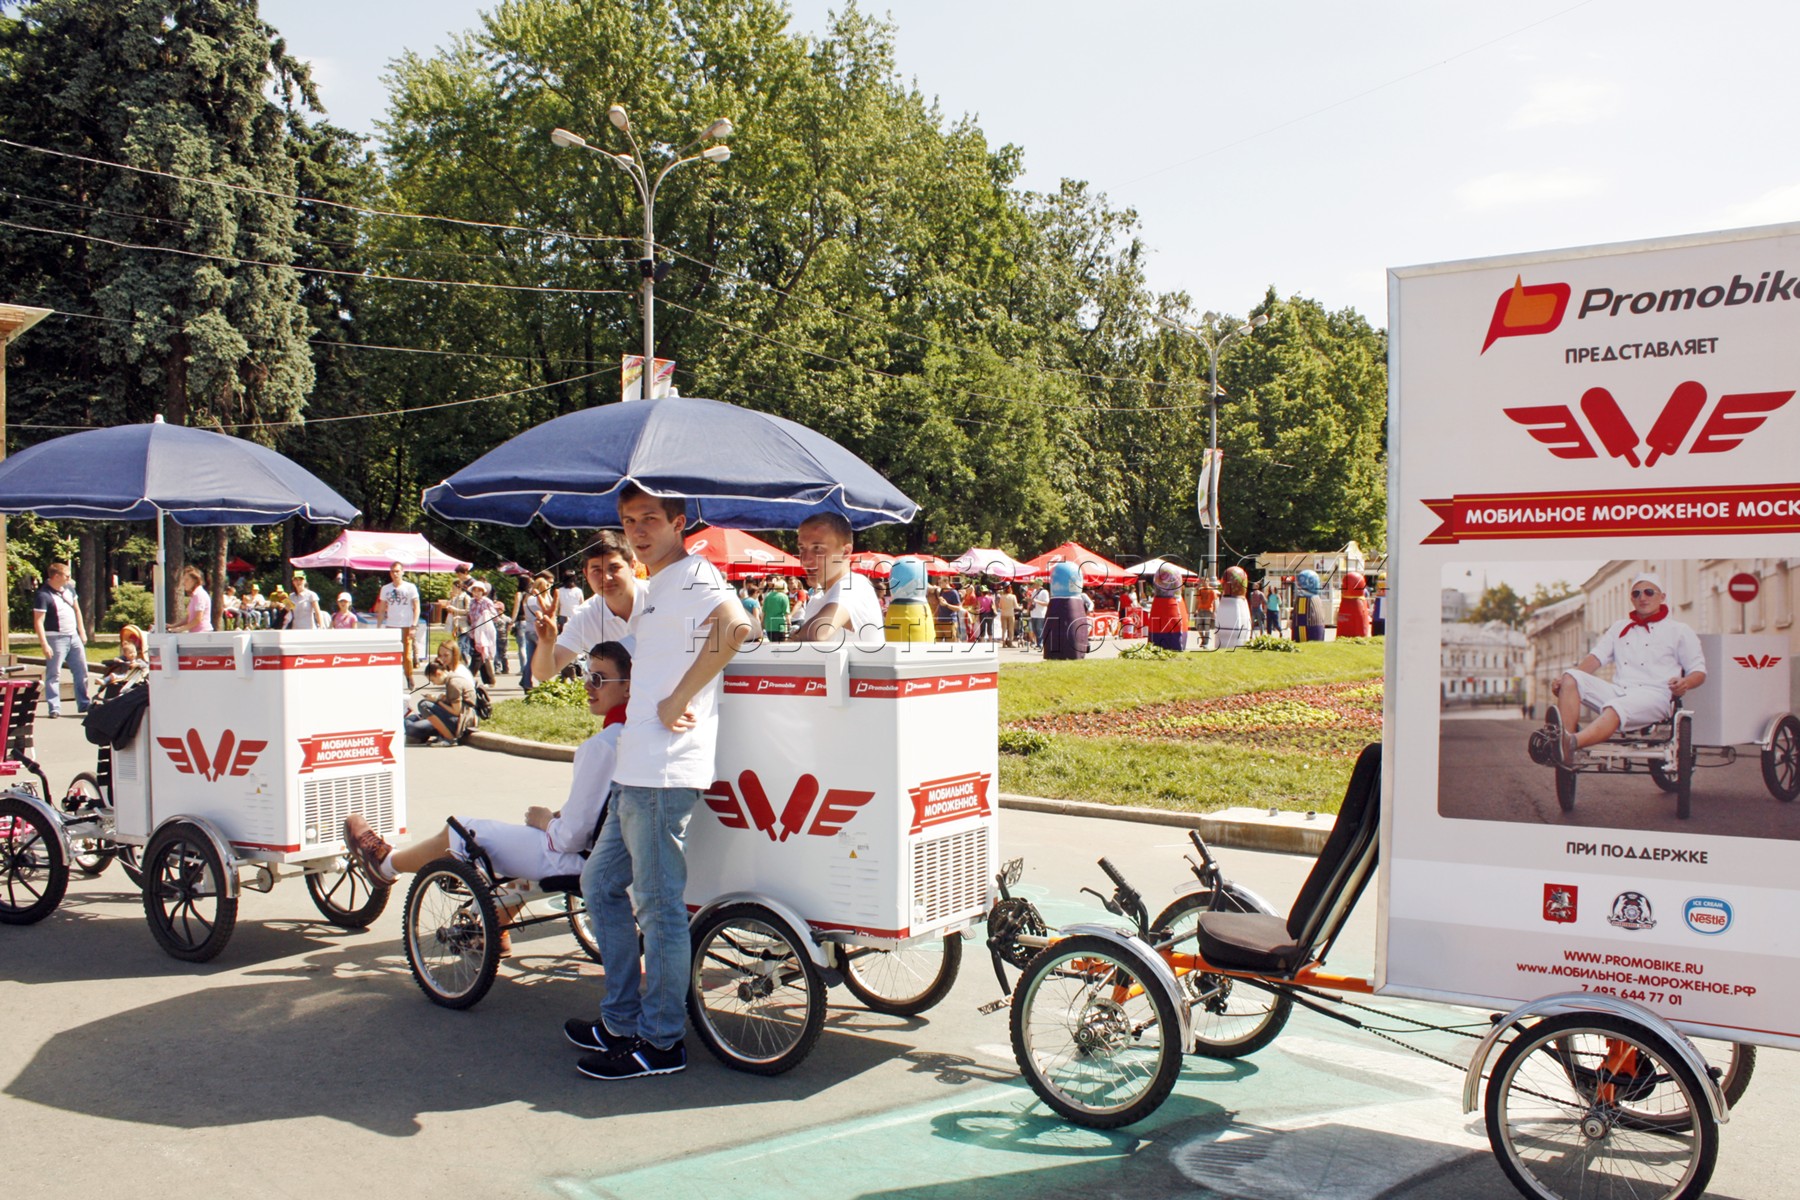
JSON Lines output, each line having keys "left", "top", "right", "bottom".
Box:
{"left": 421, "top": 396, "right": 917, "bottom": 530}
{"left": 0, "top": 418, "right": 358, "bottom": 629}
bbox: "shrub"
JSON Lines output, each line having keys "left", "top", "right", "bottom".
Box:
{"left": 1119, "top": 642, "right": 1179, "bottom": 661}
{"left": 523, "top": 676, "right": 587, "bottom": 708}
{"left": 1244, "top": 635, "right": 1301, "bottom": 653}
{"left": 999, "top": 728, "right": 1051, "bottom": 756}
{"left": 100, "top": 583, "right": 155, "bottom": 633}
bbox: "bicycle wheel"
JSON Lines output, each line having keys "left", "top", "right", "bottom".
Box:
{"left": 60, "top": 773, "right": 114, "bottom": 876}
{"left": 1762, "top": 714, "right": 1799, "bottom": 803}
{"left": 1485, "top": 1013, "right": 1717, "bottom": 1200}
{"left": 117, "top": 842, "right": 146, "bottom": 889}
{"left": 1555, "top": 766, "right": 1577, "bottom": 813}
{"left": 1153, "top": 889, "right": 1292, "bottom": 1058}
{"left": 688, "top": 902, "right": 824, "bottom": 1075}
{"left": 1010, "top": 934, "right": 1184, "bottom": 1128}
{"left": 1621, "top": 1039, "right": 1755, "bottom": 1127}
{"left": 841, "top": 933, "right": 964, "bottom": 1016}
{"left": 0, "top": 796, "right": 68, "bottom": 925}
{"left": 306, "top": 854, "right": 391, "bottom": 928}
{"left": 142, "top": 821, "right": 238, "bottom": 962}
{"left": 403, "top": 858, "right": 500, "bottom": 1009}
{"left": 567, "top": 899, "right": 603, "bottom": 964}
{"left": 1673, "top": 717, "right": 1695, "bottom": 820}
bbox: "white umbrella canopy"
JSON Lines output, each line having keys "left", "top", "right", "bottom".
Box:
{"left": 948, "top": 547, "right": 1043, "bottom": 580}
{"left": 1124, "top": 557, "right": 1199, "bottom": 579}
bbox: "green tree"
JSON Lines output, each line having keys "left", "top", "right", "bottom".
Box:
{"left": 1468, "top": 582, "right": 1524, "bottom": 626}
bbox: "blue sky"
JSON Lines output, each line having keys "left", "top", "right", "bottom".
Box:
{"left": 257, "top": 1, "right": 1800, "bottom": 324}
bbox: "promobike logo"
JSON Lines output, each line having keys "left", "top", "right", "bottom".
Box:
{"left": 1482, "top": 275, "right": 1572, "bottom": 352}
{"left": 906, "top": 771, "right": 993, "bottom": 833}
{"left": 1504, "top": 380, "right": 1792, "bottom": 468}
{"left": 703, "top": 770, "right": 874, "bottom": 842}
{"left": 156, "top": 728, "right": 268, "bottom": 782}
{"left": 1574, "top": 269, "right": 1800, "bottom": 324}
{"left": 1733, "top": 654, "right": 1783, "bottom": 670}
{"left": 1543, "top": 883, "right": 1579, "bottom": 924}
{"left": 1683, "top": 897, "right": 1733, "bottom": 935}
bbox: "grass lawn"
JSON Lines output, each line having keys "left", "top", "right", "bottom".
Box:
{"left": 483, "top": 639, "right": 1388, "bottom": 816}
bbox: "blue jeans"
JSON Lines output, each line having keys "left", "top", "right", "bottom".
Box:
{"left": 582, "top": 784, "right": 698, "bottom": 1049}
{"left": 43, "top": 633, "right": 89, "bottom": 715}
{"left": 405, "top": 699, "right": 456, "bottom": 742}
{"left": 517, "top": 625, "right": 538, "bottom": 690}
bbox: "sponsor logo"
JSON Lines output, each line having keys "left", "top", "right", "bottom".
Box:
{"left": 1504, "top": 381, "right": 1792, "bottom": 468}
{"left": 724, "top": 674, "right": 827, "bottom": 696}
{"left": 296, "top": 729, "right": 397, "bottom": 774}
{"left": 936, "top": 676, "right": 966, "bottom": 692}
{"left": 703, "top": 770, "right": 874, "bottom": 842}
{"left": 1575, "top": 269, "right": 1800, "bottom": 324}
{"left": 294, "top": 656, "right": 326, "bottom": 667}
{"left": 1483, "top": 275, "right": 1572, "bottom": 352}
{"left": 907, "top": 771, "right": 993, "bottom": 833}
{"left": 849, "top": 679, "right": 901, "bottom": 698}
{"left": 1732, "top": 654, "right": 1783, "bottom": 670}
{"left": 331, "top": 654, "right": 366, "bottom": 666}
{"left": 1608, "top": 891, "right": 1657, "bottom": 931}
{"left": 1684, "top": 897, "right": 1732, "bottom": 935}
{"left": 903, "top": 679, "right": 935, "bottom": 696}
{"left": 1543, "top": 883, "right": 1579, "bottom": 924}
{"left": 156, "top": 728, "right": 268, "bottom": 782}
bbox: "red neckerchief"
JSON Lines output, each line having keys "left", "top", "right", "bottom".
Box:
{"left": 603, "top": 704, "right": 628, "bottom": 727}
{"left": 1620, "top": 605, "right": 1669, "bottom": 637}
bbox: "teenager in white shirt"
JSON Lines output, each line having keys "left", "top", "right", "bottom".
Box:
{"left": 792, "top": 512, "right": 884, "bottom": 647}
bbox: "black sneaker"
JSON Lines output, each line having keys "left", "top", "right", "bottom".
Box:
{"left": 564, "top": 1019, "right": 635, "bottom": 1053}
{"left": 577, "top": 1039, "right": 687, "bottom": 1080}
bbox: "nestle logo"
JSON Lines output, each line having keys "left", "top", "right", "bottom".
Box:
{"left": 703, "top": 770, "right": 873, "bottom": 842}
{"left": 1683, "top": 897, "right": 1732, "bottom": 935}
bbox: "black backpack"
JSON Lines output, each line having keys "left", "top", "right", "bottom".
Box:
{"left": 473, "top": 681, "right": 493, "bottom": 722}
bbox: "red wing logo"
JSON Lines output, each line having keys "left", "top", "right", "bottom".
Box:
{"left": 703, "top": 770, "right": 875, "bottom": 842}
{"left": 1504, "top": 382, "right": 1792, "bottom": 468}
{"left": 1733, "top": 655, "right": 1783, "bottom": 670}
{"left": 1483, "top": 276, "right": 1572, "bottom": 352}
{"left": 156, "top": 728, "right": 269, "bottom": 782}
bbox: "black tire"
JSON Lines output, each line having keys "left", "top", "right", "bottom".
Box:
{"left": 403, "top": 858, "right": 500, "bottom": 1009}
{"left": 1009, "top": 934, "right": 1184, "bottom": 1128}
{"left": 841, "top": 933, "right": 964, "bottom": 1016}
{"left": 1710, "top": 1041, "right": 1755, "bottom": 1110}
{"left": 1555, "top": 766, "right": 1577, "bottom": 813}
{"left": 1485, "top": 1013, "right": 1718, "bottom": 1200}
{"left": 142, "top": 822, "right": 238, "bottom": 962}
{"left": 60, "top": 772, "right": 114, "bottom": 876}
{"left": 1674, "top": 715, "right": 1694, "bottom": 820}
{"left": 688, "top": 902, "right": 825, "bottom": 1075}
{"left": 117, "top": 842, "right": 146, "bottom": 889}
{"left": 568, "top": 900, "right": 603, "bottom": 964}
{"left": 1152, "top": 888, "right": 1293, "bottom": 1058}
{"left": 306, "top": 854, "right": 391, "bottom": 929}
{"left": 1762, "top": 714, "right": 1800, "bottom": 803}
{"left": 1647, "top": 763, "right": 1681, "bottom": 794}
{"left": 0, "top": 795, "right": 69, "bottom": 925}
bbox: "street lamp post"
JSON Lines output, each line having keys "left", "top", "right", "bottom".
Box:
{"left": 551, "top": 107, "right": 733, "bottom": 397}
{"left": 1153, "top": 309, "right": 1269, "bottom": 582}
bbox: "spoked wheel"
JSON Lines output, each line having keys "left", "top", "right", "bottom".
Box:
{"left": 1622, "top": 1040, "right": 1755, "bottom": 1126}
{"left": 1673, "top": 716, "right": 1695, "bottom": 820}
{"left": 0, "top": 796, "right": 68, "bottom": 924}
{"left": 840, "top": 933, "right": 964, "bottom": 1016}
{"left": 403, "top": 858, "right": 500, "bottom": 1009}
{"left": 688, "top": 902, "right": 825, "bottom": 1075}
{"left": 59, "top": 773, "right": 114, "bottom": 877}
{"left": 1485, "top": 1013, "right": 1718, "bottom": 1200}
{"left": 1153, "top": 889, "right": 1292, "bottom": 1058}
{"left": 1762, "top": 714, "right": 1800, "bottom": 803}
{"left": 142, "top": 822, "right": 238, "bottom": 962}
{"left": 306, "top": 853, "right": 391, "bottom": 928}
{"left": 1010, "top": 934, "right": 1184, "bottom": 1128}
{"left": 567, "top": 899, "right": 604, "bottom": 964}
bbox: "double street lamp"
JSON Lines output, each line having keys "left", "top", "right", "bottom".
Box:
{"left": 551, "top": 106, "right": 733, "bottom": 397}
{"left": 1152, "top": 308, "right": 1270, "bottom": 582}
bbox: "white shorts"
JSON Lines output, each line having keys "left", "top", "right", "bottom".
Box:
{"left": 449, "top": 817, "right": 584, "bottom": 882}
{"left": 1563, "top": 669, "right": 1674, "bottom": 730}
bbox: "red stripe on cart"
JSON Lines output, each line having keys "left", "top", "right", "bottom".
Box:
{"left": 849, "top": 672, "right": 997, "bottom": 699}
{"left": 148, "top": 654, "right": 236, "bottom": 671}
{"left": 722, "top": 674, "right": 828, "bottom": 697}
{"left": 229, "top": 840, "right": 302, "bottom": 852}
{"left": 253, "top": 653, "right": 406, "bottom": 669}
{"left": 805, "top": 920, "right": 911, "bottom": 939}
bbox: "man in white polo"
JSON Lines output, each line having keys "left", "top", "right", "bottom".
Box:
{"left": 1548, "top": 572, "right": 1705, "bottom": 766}
{"left": 792, "top": 511, "right": 884, "bottom": 646}
{"left": 374, "top": 561, "right": 422, "bottom": 688}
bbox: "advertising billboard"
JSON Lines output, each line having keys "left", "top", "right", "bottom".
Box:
{"left": 1384, "top": 224, "right": 1800, "bottom": 1047}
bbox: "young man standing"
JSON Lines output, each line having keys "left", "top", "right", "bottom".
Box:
{"left": 567, "top": 485, "right": 752, "bottom": 1080}
{"left": 792, "top": 512, "right": 883, "bottom": 646}
{"left": 530, "top": 532, "right": 643, "bottom": 685}
{"left": 33, "top": 561, "right": 90, "bottom": 718}
{"left": 375, "top": 562, "right": 422, "bottom": 688}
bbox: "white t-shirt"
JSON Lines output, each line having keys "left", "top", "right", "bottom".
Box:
{"left": 547, "top": 721, "right": 623, "bottom": 855}
{"left": 379, "top": 581, "right": 420, "bottom": 629}
{"left": 556, "top": 580, "right": 647, "bottom": 658}
{"left": 797, "top": 571, "right": 885, "bottom": 647}
{"left": 291, "top": 587, "right": 322, "bottom": 628}
{"left": 1030, "top": 588, "right": 1050, "bottom": 619}
{"left": 614, "top": 554, "right": 735, "bottom": 789}
{"left": 556, "top": 585, "right": 586, "bottom": 619}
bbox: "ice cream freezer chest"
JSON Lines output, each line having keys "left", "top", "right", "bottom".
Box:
{"left": 110, "top": 630, "right": 408, "bottom": 862}
{"left": 686, "top": 641, "right": 1000, "bottom": 947}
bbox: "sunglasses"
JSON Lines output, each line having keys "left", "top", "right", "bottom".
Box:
{"left": 585, "top": 672, "right": 628, "bottom": 688}
{"left": 1631, "top": 588, "right": 1660, "bottom": 598}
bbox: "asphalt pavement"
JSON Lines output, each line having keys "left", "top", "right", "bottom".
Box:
{"left": 3, "top": 710, "right": 1792, "bottom": 1200}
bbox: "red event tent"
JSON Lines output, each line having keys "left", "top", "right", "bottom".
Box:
{"left": 1025, "top": 541, "right": 1134, "bottom": 585}
{"left": 684, "top": 528, "right": 806, "bottom": 580}
{"left": 849, "top": 550, "right": 894, "bottom": 577}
